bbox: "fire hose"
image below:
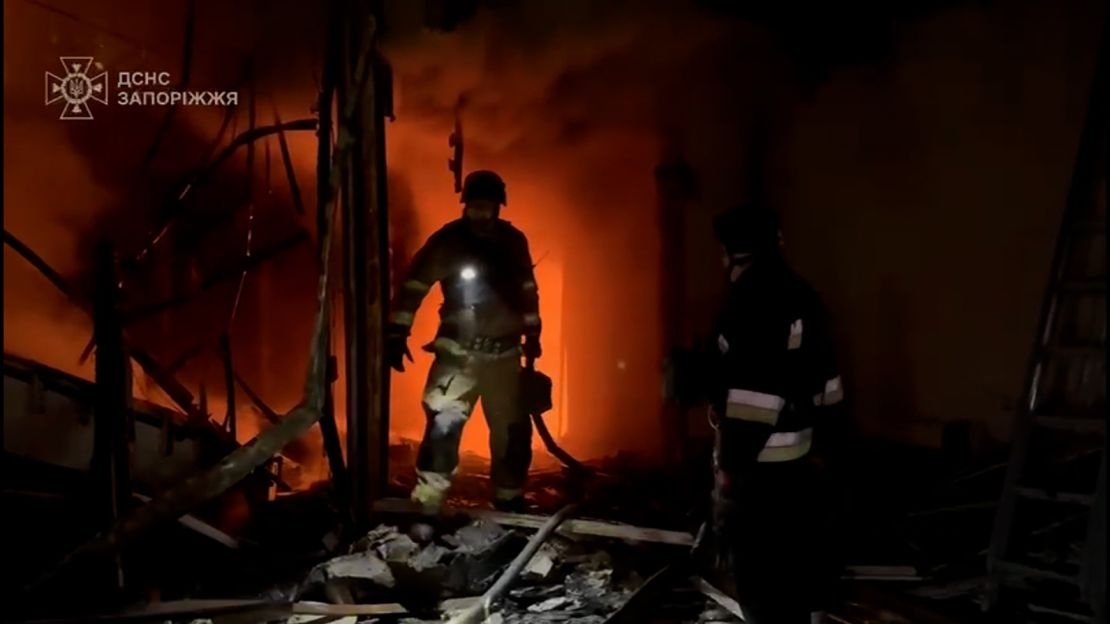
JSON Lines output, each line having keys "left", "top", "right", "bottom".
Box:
{"left": 523, "top": 356, "right": 591, "bottom": 476}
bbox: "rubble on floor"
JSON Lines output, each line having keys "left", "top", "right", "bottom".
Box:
{"left": 294, "top": 515, "right": 738, "bottom": 624}
{"left": 16, "top": 440, "right": 1035, "bottom": 623}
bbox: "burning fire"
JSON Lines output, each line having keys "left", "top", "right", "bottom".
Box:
{"left": 3, "top": 0, "right": 684, "bottom": 490}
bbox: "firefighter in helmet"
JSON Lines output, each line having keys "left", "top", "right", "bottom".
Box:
{"left": 702, "top": 203, "right": 842, "bottom": 623}
{"left": 386, "top": 170, "right": 541, "bottom": 513}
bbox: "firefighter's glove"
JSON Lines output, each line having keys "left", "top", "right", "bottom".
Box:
{"left": 523, "top": 334, "right": 542, "bottom": 360}
{"left": 385, "top": 325, "right": 414, "bottom": 373}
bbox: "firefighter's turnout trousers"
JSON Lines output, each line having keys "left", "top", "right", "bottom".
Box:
{"left": 715, "top": 446, "right": 837, "bottom": 623}
{"left": 411, "top": 345, "right": 532, "bottom": 510}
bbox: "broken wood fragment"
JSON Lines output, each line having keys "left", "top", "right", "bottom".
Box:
{"left": 691, "top": 576, "right": 745, "bottom": 621}
{"left": 843, "top": 565, "right": 923, "bottom": 582}
{"left": 131, "top": 493, "right": 240, "bottom": 550}
{"left": 15, "top": 599, "right": 291, "bottom": 623}
{"left": 373, "top": 498, "right": 695, "bottom": 546}
{"left": 293, "top": 601, "right": 408, "bottom": 616}
{"left": 446, "top": 502, "right": 580, "bottom": 624}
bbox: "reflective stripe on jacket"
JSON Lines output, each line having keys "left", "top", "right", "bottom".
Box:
{"left": 711, "top": 255, "right": 840, "bottom": 470}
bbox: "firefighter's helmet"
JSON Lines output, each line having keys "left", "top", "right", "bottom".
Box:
{"left": 713, "top": 203, "right": 781, "bottom": 255}
{"left": 460, "top": 170, "right": 507, "bottom": 206}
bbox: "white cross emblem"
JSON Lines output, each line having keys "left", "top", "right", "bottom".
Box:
{"left": 45, "top": 57, "right": 109, "bottom": 120}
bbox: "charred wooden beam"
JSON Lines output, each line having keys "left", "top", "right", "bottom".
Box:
{"left": 343, "top": 0, "right": 391, "bottom": 532}
{"left": 316, "top": 0, "right": 350, "bottom": 519}
{"left": 91, "top": 242, "right": 132, "bottom": 592}
{"left": 3, "top": 229, "right": 82, "bottom": 300}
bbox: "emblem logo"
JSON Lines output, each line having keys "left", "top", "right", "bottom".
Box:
{"left": 45, "top": 57, "right": 109, "bottom": 120}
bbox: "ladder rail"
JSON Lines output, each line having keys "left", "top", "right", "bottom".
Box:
{"left": 985, "top": 22, "right": 1109, "bottom": 612}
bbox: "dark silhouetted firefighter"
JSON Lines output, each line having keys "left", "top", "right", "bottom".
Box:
{"left": 684, "top": 203, "right": 843, "bottom": 623}
{"left": 386, "top": 170, "right": 542, "bottom": 513}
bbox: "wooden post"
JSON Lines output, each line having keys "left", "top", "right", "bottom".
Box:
{"left": 318, "top": 0, "right": 351, "bottom": 515}
{"left": 342, "top": 0, "right": 389, "bottom": 531}
{"left": 92, "top": 242, "right": 131, "bottom": 592}
{"left": 654, "top": 148, "right": 695, "bottom": 468}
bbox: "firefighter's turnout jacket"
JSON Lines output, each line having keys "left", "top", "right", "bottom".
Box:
{"left": 710, "top": 254, "right": 840, "bottom": 471}
{"left": 390, "top": 219, "right": 541, "bottom": 509}
{"left": 709, "top": 253, "right": 842, "bottom": 622}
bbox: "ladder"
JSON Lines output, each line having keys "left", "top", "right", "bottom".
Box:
{"left": 986, "top": 29, "right": 1108, "bottom": 623}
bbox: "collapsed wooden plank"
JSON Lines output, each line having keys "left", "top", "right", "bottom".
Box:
{"left": 16, "top": 599, "right": 291, "bottom": 623}
{"left": 132, "top": 493, "right": 240, "bottom": 550}
{"left": 293, "top": 601, "right": 409, "bottom": 616}
{"left": 291, "top": 597, "right": 483, "bottom": 617}
{"left": 15, "top": 599, "right": 423, "bottom": 623}
{"left": 372, "top": 498, "right": 695, "bottom": 546}
{"left": 691, "top": 576, "right": 746, "bottom": 621}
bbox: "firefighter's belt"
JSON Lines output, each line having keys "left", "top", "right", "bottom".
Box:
{"left": 460, "top": 335, "right": 521, "bottom": 354}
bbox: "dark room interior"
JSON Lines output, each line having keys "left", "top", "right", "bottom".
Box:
{"left": 2, "top": 0, "right": 1106, "bottom": 622}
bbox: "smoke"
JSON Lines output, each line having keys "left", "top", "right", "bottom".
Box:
{"left": 377, "top": 1, "right": 773, "bottom": 458}
{"left": 4, "top": 0, "right": 789, "bottom": 472}
{"left": 15, "top": 0, "right": 1068, "bottom": 474}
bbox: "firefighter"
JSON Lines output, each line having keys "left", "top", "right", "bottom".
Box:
{"left": 704, "top": 203, "right": 842, "bottom": 623}
{"left": 385, "top": 170, "right": 541, "bottom": 514}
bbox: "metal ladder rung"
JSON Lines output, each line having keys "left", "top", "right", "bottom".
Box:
{"left": 1016, "top": 487, "right": 1094, "bottom": 505}
{"left": 1034, "top": 415, "right": 1107, "bottom": 433}
{"left": 1027, "top": 603, "right": 1096, "bottom": 623}
{"left": 1075, "top": 219, "right": 1107, "bottom": 232}
{"left": 995, "top": 560, "right": 1077, "bottom": 585}
{"left": 1043, "top": 343, "right": 1106, "bottom": 357}
{"left": 1056, "top": 280, "right": 1107, "bottom": 293}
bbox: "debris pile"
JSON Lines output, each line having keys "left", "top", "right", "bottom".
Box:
{"left": 294, "top": 516, "right": 736, "bottom": 623}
